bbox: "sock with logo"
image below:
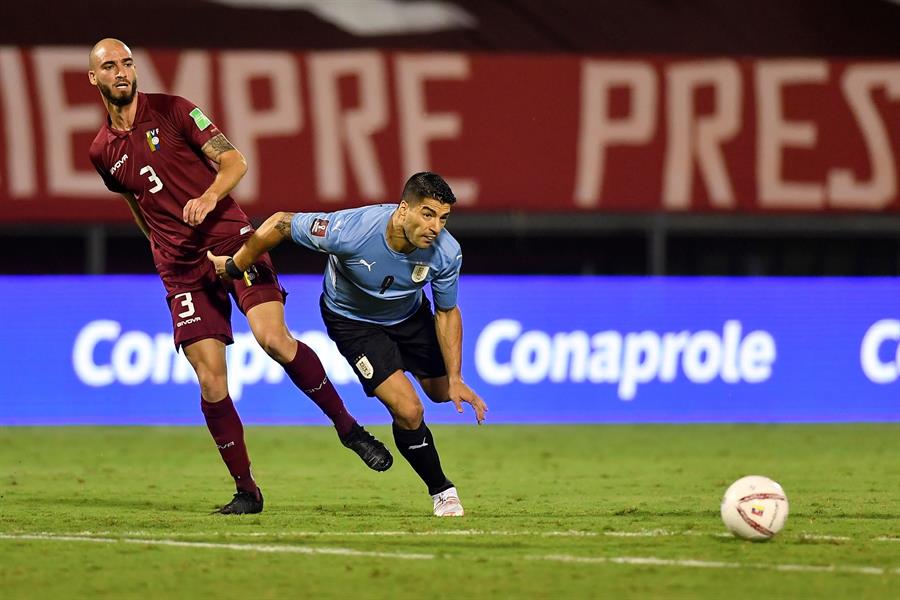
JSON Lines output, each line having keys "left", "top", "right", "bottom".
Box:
{"left": 200, "top": 395, "right": 258, "bottom": 496}
{"left": 283, "top": 341, "right": 356, "bottom": 438}
{"left": 392, "top": 421, "right": 453, "bottom": 495}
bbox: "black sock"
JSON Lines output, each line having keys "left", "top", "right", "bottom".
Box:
{"left": 392, "top": 421, "right": 453, "bottom": 496}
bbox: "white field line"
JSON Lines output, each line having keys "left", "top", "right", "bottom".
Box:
{"left": 1, "top": 533, "right": 895, "bottom": 577}
{"left": 9, "top": 528, "right": 870, "bottom": 542}
{"left": 0, "top": 533, "right": 433, "bottom": 560}
{"left": 798, "top": 534, "right": 852, "bottom": 542}
{"left": 531, "top": 554, "right": 898, "bottom": 576}
{"left": 107, "top": 529, "right": 600, "bottom": 538}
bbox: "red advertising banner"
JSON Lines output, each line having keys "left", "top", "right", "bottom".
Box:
{"left": 1, "top": 47, "right": 899, "bottom": 222}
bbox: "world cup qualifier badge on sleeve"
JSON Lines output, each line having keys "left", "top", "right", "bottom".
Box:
{"left": 310, "top": 218, "right": 329, "bottom": 237}
{"left": 189, "top": 107, "right": 212, "bottom": 131}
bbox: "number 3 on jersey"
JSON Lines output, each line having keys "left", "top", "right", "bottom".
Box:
{"left": 140, "top": 165, "right": 164, "bottom": 193}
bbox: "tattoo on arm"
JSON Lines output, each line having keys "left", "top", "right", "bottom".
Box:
{"left": 202, "top": 133, "right": 236, "bottom": 162}
{"left": 275, "top": 213, "right": 295, "bottom": 238}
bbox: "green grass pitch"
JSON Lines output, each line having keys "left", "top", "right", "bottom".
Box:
{"left": 1, "top": 424, "right": 898, "bottom": 599}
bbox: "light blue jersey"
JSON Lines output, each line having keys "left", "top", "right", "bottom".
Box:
{"left": 291, "top": 204, "right": 462, "bottom": 325}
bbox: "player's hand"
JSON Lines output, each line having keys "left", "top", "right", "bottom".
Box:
{"left": 448, "top": 380, "right": 488, "bottom": 425}
{"left": 206, "top": 250, "right": 231, "bottom": 279}
{"left": 184, "top": 192, "right": 218, "bottom": 226}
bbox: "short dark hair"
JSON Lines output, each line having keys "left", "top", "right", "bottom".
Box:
{"left": 401, "top": 172, "right": 456, "bottom": 206}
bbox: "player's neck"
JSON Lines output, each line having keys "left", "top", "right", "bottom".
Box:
{"left": 106, "top": 94, "right": 139, "bottom": 131}
{"left": 386, "top": 213, "right": 415, "bottom": 254}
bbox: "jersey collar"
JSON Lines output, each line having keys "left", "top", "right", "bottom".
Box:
{"left": 105, "top": 92, "right": 150, "bottom": 137}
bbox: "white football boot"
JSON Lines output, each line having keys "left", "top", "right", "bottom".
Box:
{"left": 432, "top": 486, "right": 465, "bottom": 517}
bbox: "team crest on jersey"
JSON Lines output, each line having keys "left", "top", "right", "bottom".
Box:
{"left": 310, "top": 218, "right": 329, "bottom": 237}
{"left": 145, "top": 128, "right": 161, "bottom": 152}
{"left": 411, "top": 264, "right": 430, "bottom": 283}
{"left": 355, "top": 355, "right": 374, "bottom": 379}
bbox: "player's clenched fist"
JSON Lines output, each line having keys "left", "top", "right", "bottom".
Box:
{"left": 206, "top": 250, "right": 230, "bottom": 278}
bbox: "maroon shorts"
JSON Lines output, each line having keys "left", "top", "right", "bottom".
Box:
{"left": 166, "top": 252, "right": 285, "bottom": 349}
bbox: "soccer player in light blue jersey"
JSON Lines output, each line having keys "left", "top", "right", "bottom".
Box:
{"left": 208, "top": 172, "right": 488, "bottom": 516}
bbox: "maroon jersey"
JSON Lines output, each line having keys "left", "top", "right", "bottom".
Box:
{"left": 89, "top": 92, "right": 252, "bottom": 294}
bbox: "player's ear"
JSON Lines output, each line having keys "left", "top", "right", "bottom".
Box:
{"left": 88, "top": 70, "right": 96, "bottom": 85}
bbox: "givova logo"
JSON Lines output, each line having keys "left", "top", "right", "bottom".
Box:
{"left": 71, "top": 320, "right": 356, "bottom": 399}
{"left": 109, "top": 153, "right": 128, "bottom": 175}
{"left": 474, "top": 319, "right": 776, "bottom": 400}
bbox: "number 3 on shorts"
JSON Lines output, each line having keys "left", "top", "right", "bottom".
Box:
{"left": 174, "top": 292, "right": 195, "bottom": 318}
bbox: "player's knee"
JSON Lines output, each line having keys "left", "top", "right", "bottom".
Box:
{"left": 254, "top": 330, "right": 293, "bottom": 363}
{"left": 392, "top": 399, "right": 424, "bottom": 429}
{"left": 197, "top": 373, "right": 228, "bottom": 401}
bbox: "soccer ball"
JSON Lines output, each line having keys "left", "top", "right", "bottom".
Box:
{"left": 720, "top": 475, "right": 789, "bottom": 541}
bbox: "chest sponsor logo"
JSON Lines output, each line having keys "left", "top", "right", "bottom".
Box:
{"left": 109, "top": 153, "right": 128, "bottom": 175}
{"left": 411, "top": 264, "right": 430, "bottom": 283}
{"left": 145, "top": 128, "right": 161, "bottom": 152}
{"left": 310, "top": 218, "right": 329, "bottom": 237}
{"left": 355, "top": 355, "right": 374, "bottom": 380}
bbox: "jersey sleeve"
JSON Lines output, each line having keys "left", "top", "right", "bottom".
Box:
{"left": 169, "top": 96, "right": 223, "bottom": 151}
{"left": 290, "top": 211, "right": 347, "bottom": 254}
{"left": 430, "top": 248, "right": 463, "bottom": 311}
{"left": 89, "top": 150, "right": 128, "bottom": 194}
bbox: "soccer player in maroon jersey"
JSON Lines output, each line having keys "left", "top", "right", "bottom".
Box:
{"left": 87, "top": 38, "right": 392, "bottom": 514}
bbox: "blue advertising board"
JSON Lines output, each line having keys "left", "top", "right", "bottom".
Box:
{"left": 2, "top": 276, "right": 898, "bottom": 424}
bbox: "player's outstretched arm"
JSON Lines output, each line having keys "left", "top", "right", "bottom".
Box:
{"left": 183, "top": 133, "right": 248, "bottom": 226}
{"left": 120, "top": 192, "right": 150, "bottom": 240}
{"left": 207, "top": 211, "right": 295, "bottom": 279}
{"left": 434, "top": 306, "right": 488, "bottom": 424}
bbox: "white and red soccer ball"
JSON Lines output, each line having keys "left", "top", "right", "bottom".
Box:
{"left": 720, "top": 475, "right": 789, "bottom": 541}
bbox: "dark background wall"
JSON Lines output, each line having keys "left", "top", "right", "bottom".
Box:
{"left": 3, "top": 0, "right": 899, "bottom": 276}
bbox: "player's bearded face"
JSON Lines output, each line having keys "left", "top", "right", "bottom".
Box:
{"left": 99, "top": 76, "right": 138, "bottom": 107}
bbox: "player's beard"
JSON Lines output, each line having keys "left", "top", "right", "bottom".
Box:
{"left": 100, "top": 78, "right": 138, "bottom": 107}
